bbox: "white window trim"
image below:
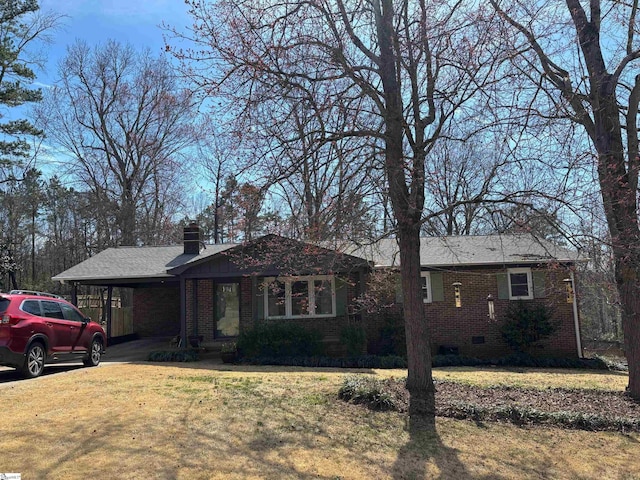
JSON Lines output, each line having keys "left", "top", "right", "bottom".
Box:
{"left": 263, "top": 275, "right": 336, "bottom": 319}
{"left": 507, "top": 267, "right": 533, "bottom": 300}
{"left": 421, "top": 271, "right": 432, "bottom": 304}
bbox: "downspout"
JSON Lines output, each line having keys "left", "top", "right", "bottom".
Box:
{"left": 571, "top": 271, "right": 583, "bottom": 358}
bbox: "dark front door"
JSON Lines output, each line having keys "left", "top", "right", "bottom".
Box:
{"left": 215, "top": 283, "right": 239, "bottom": 338}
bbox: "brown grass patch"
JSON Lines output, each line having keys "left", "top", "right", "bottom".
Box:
{"left": 0, "top": 362, "right": 638, "bottom": 479}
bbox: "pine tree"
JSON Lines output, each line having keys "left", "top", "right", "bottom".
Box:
{"left": 0, "top": 0, "right": 49, "bottom": 176}
{"left": 0, "top": 0, "right": 57, "bottom": 289}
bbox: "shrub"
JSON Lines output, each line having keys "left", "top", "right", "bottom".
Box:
{"left": 237, "top": 321, "right": 324, "bottom": 358}
{"left": 340, "top": 324, "right": 366, "bottom": 356}
{"left": 368, "top": 313, "right": 406, "bottom": 357}
{"left": 338, "top": 375, "right": 397, "bottom": 410}
{"left": 239, "top": 353, "right": 607, "bottom": 370}
{"left": 220, "top": 342, "right": 237, "bottom": 354}
{"left": 147, "top": 350, "right": 199, "bottom": 362}
{"left": 501, "top": 301, "right": 558, "bottom": 353}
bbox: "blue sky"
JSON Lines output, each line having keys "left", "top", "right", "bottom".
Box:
{"left": 37, "top": 0, "right": 192, "bottom": 85}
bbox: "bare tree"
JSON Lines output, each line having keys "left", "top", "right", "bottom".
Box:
{"left": 167, "top": 0, "right": 505, "bottom": 427}
{"left": 193, "top": 125, "right": 240, "bottom": 244}
{"left": 422, "top": 140, "right": 509, "bottom": 236}
{"left": 263, "top": 93, "right": 382, "bottom": 241}
{"left": 490, "top": 0, "right": 640, "bottom": 397}
{"left": 38, "top": 40, "right": 197, "bottom": 246}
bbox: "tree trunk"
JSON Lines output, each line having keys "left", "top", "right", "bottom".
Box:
{"left": 593, "top": 93, "right": 640, "bottom": 398}
{"left": 617, "top": 257, "right": 640, "bottom": 396}
{"left": 374, "top": 0, "right": 435, "bottom": 428}
{"left": 399, "top": 224, "right": 436, "bottom": 426}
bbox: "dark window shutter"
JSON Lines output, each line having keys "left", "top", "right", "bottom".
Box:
{"left": 256, "top": 279, "right": 264, "bottom": 319}
{"left": 532, "top": 271, "right": 546, "bottom": 298}
{"left": 431, "top": 272, "right": 444, "bottom": 302}
{"left": 497, "top": 273, "right": 509, "bottom": 299}
{"left": 335, "top": 277, "right": 348, "bottom": 316}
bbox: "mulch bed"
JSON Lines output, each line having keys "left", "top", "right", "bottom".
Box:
{"left": 377, "top": 379, "right": 640, "bottom": 432}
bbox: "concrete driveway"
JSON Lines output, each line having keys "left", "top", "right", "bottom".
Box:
{"left": 0, "top": 337, "right": 221, "bottom": 387}
{"left": 102, "top": 337, "right": 171, "bottom": 363}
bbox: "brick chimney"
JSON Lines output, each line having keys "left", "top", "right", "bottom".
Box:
{"left": 183, "top": 222, "right": 202, "bottom": 255}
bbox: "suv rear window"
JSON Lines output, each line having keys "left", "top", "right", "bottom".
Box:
{"left": 0, "top": 298, "right": 9, "bottom": 314}
{"left": 22, "top": 300, "right": 42, "bottom": 316}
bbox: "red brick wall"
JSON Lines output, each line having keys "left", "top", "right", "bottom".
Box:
{"left": 133, "top": 286, "right": 180, "bottom": 337}
{"left": 239, "top": 276, "right": 253, "bottom": 333}
{"left": 131, "top": 268, "right": 580, "bottom": 358}
{"left": 185, "top": 279, "right": 216, "bottom": 340}
{"left": 364, "top": 267, "right": 581, "bottom": 358}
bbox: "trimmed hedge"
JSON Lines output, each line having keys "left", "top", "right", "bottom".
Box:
{"left": 240, "top": 354, "right": 407, "bottom": 369}
{"left": 240, "top": 353, "right": 612, "bottom": 370}
{"left": 147, "top": 350, "right": 200, "bottom": 362}
{"left": 237, "top": 322, "right": 324, "bottom": 358}
{"left": 432, "top": 353, "right": 611, "bottom": 370}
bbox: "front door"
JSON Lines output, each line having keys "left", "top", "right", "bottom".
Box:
{"left": 215, "top": 283, "right": 239, "bottom": 338}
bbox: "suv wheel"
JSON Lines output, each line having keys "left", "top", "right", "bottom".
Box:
{"left": 83, "top": 338, "right": 102, "bottom": 367}
{"left": 22, "top": 342, "right": 45, "bottom": 378}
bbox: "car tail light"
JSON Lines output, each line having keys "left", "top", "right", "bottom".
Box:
{"left": 1, "top": 314, "right": 23, "bottom": 325}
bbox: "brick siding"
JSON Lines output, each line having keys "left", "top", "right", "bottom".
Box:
{"left": 132, "top": 286, "right": 180, "bottom": 337}
{"left": 131, "top": 267, "right": 580, "bottom": 359}
{"left": 364, "top": 267, "right": 580, "bottom": 358}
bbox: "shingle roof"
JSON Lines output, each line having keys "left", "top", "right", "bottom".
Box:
{"left": 52, "top": 234, "right": 581, "bottom": 284}
{"left": 52, "top": 244, "right": 236, "bottom": 283}
{"left": 346, "top": 234, "right": 581, "bottom": 268}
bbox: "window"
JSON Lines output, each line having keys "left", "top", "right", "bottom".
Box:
{"left": 421, "top": 272, "right": 432, "bottom": 303}
{"left": 61, "top": 303, "right": 85, "bottom": 322}
{"left": 263, "top": 275, "right": 336, "bottom": 318}
{"left": 0, "top": 298, "right": 9, "bottom": 315}
{"left": 508, "top": 268, "right": 533, "bottom": 300}
{"left": 41, "top": 300, "right": 64, "bottom": 319}
{"left": 267, "top": 279, "right": 286, "bottom": 317}
{"left": 21, "top": 300, "right": 41, "bottom": 316}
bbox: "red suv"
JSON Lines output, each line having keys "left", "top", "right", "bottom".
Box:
{"left": 0, "top": 290, "right": 106, "bottom": 378}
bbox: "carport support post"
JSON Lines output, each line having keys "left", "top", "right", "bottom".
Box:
{"left": 106, "top": 286, "right": 113, "bottom": 340}
{"left": 71, "top": 283, "right": 78, "bottom": 306}
{"left": 180, "top": 277, "right": 187, "bottom": 349}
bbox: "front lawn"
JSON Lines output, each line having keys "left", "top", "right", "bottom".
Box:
{"left": 0, "top": 363, "right": 638, "bottom": 479}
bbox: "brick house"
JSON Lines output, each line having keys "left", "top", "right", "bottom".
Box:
{"left": 52, "top": 225, "right": 583, "bottom": 358}
{"left": 352, "top": 236, "right": 582, "bottom": 358}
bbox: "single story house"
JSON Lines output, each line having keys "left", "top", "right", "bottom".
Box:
{"left": 52, "top": 224, "right": 584, "bottom": 358}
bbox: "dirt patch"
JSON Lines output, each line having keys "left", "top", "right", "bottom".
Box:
{"left": 378, "top": 379, "right": 640, "bottom": 431}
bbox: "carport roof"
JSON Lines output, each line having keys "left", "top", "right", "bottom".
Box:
{"left": 52, "top": 244, "right": 236, "bottom": 284}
